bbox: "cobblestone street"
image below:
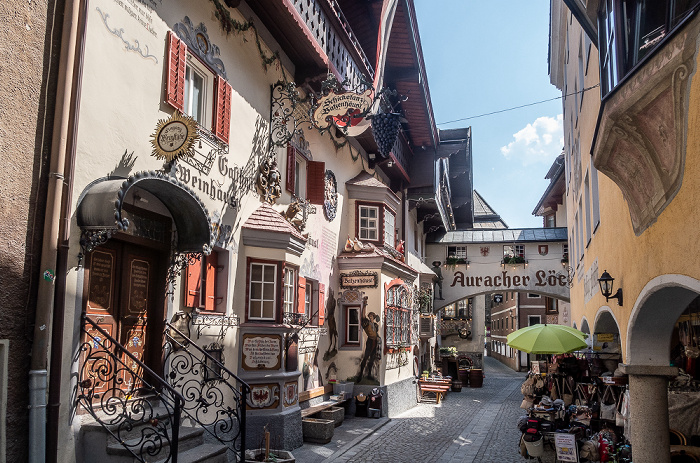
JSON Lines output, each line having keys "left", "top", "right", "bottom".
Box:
{"left": 298, "top": 356, "right": 559, "bottom": 463}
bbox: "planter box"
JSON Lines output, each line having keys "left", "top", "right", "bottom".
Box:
{"left": 244, "top": 449, "right": 295, "bottom": 462}
{"left": 333, "top": 381, "right": 354, "bottom": 397}
{"left": 302, "top": 418, "right": 335, "bottom": 444}
{"left": 318, "top": 406, "right": 344, "bottom": 427}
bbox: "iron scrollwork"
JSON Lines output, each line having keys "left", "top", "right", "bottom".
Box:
{"left": 166, "top": 249, "right": 202, "bottom": 299}
{"left": 190, "top": 312, "right": 240, "bottom": 339}
{"left": 77, "top": 315, "right": 184, "bottom": 462}
{"left": 163, "top": 322, "right": 250, "bottom": 459}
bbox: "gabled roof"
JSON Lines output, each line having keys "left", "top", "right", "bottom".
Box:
{"left": 428, "top": 228, "right": 568, "bottom": 244}
{"left": 242, "top": 203, "right": 307, "bottom": 241}
{"left": 346, "top": 170, "right": 388, "bottom": 189}
{"left": 473, "top": 190, "right": 508, "bottom": 229}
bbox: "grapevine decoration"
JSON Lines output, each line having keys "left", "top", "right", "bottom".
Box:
{"left": 370, "top": 112, "right": 401, "bottom": 159}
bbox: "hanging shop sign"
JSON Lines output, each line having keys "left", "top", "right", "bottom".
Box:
{"left": 340, "top": 271, "right": 378, "bottom": 289}
{"left": 150, "top": 111, "right": 199, "bottom": 162}
{"left": 312, "top": 89, "right": 373, "bottom": 131}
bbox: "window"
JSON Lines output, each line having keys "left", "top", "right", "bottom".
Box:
{"left": 546, "top": 297, "right": 559, "bottom": 314}
{"left": 447, "top": 246, "right": 467, "bottom": 260}
{"left": 184, "top": 58, "right": 212, "bottom": 127}
{"left": 384, "top": 210, "right": 395, "bottom": 247}
{"left": 285, "top": 139, "right": 325, "bottom": 204}
{"left": 563, "top": 244, "right": 569, "bottom": 262}
{"left": 346, "top": 306, "right": 360, "bottom": 344}
{"left": 184, "top": 250, "right": 223, "bottom": 312}
{"left": 598, "top": 0, "right": 700, "bottom": 96}
{"left": 385, "top": 282, "right": 413, "bottom": 348}
{"left": 515, "top": 245, "right": 524, "bottom": 258}
{"left": 443, "top": 304, "right": 456, "bottom": 318}
{"left": 591, "top": 160, "right": 601, "bottom": 230}
{"left": 305, "top": 282, "right": 312, "bottom": 318}
{"left": 528, "top": 293, "right": 541, "bottom": 298}
{"left": 166, "top": 31, "right": 231, "bottom": 143}
{"left": 359, "top": 205, "right": 379, "bottom": 241}
{"left": 283, "top": 267, "right": 296, "bottom": 314}
{"left": 545, "top": 214, "right": 556, "bottom": 228}
{"left": 248, "top": 262, "right": 276, "bottom": 320}
{"left": 528, "top": 315, "right": 541, "bottom": 326}
{"left": 584, "top": 172, "right": 592, "bottom": 245}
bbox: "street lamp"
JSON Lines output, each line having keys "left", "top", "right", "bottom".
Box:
{"left": 598, "top": 270, "right": 623, "bottom": 306}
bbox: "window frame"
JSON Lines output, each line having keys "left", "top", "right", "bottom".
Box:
{"left": 282, "top": 266, "right": 296, "bottom": 315}
{"left": 384, "top": 281, "right": 413, "bottom": 349}
{"left": 357, "top": 203, "right": 380, "bottom": 242}
{"left": 184, "top": 55, "right": 214, "bottom": 128}
{"left": 247, "top": 260, "right": 278, "bottom": 321}
{"left": 346, "top": 306, "right": 361, "bottom": 345}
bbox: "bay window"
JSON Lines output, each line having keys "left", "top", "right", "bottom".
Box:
{"left": 283, "top": 267, "right": 296, "bottom": 314}
{"left": 359, "top": 205, "right": 379, "bottom": 241}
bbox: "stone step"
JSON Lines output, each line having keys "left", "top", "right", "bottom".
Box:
{"left": 106, "top": 425, "right": 205, "bottom": 458}
{"left": 152, "top": 443, "right": 229, "bottom": 463}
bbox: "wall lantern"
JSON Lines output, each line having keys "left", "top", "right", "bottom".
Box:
{"left": 598, "top": 270, "right": 623, "bottom": 306}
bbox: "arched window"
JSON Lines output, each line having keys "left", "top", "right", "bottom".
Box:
{"left": 384, "top": 279, "right": 413, "bottom": 348}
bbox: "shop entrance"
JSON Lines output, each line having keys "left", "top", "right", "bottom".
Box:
{"left": 83, "top": 239, "right": 167, "bottom": 395}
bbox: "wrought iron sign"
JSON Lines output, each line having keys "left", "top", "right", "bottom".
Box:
{"left": 323, "top": 170, "right": 338, "bottom": 222}
{"left": 269, "top": 75, "right": 376, "bottom": 148}
{"left": 340, "top": 271, "right": 379, "bottom": 289}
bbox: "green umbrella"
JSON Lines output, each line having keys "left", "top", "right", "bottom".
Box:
{"left": 506, "top": 324, "right": 588, "bottom": 354}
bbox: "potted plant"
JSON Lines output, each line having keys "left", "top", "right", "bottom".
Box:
{"left": 439, "top": 346, "right": 458, "bottom": 358}
{"left": 502, "top": 254, "right": 526, "bottom": 265}
{"left": 445, "top": 256, "right": 467, "bottom": 268}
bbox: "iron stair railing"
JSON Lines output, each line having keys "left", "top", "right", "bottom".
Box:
{"left": 77, "top": 314, "right": 185, "bottom": 463}
{"left": 163, "top": 322, "right": 250, "bottom": 462}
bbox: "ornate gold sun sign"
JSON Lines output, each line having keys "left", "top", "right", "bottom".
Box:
{"left": 150, "top": 111, "right": 199, "bottom": 162}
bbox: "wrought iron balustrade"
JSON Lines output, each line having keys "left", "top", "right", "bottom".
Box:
{"left": 77, "top": 314, "right": 184, "bottom": 463}
{"left": 282, "top": 312, "right": 309, "bottom": 326}
{"left": 163, "top": 322, "right": 250, "bottom": 462}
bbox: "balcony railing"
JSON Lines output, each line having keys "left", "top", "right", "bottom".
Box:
{"left": 291, "top": 0, "right": 373, "bottom": 86}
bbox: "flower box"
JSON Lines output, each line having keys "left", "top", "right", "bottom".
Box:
{"left": 318, "top": 406, "right": 345, "bottom": 427}
{"left": 302, "top": 418, "right": 335, "bottom": 444}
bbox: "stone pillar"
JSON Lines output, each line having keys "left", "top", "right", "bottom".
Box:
{"left": 620, "top": 364, "right": 678, "bottom": 463}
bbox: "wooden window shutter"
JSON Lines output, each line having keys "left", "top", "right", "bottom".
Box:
{"left": 204, "top": 252, "right": 218, "bottom": 311}
{"left": 166, "top": 31, "right": 186, "bottom": 111}
{"left": 286, "top": 145, "right": 296, "bottom": 193}
{"left": 318, "top": 283, "right": 325, "bottom": 326}
{"left": 185, "top": 255, "right": 202, "bottom": 307}
{"left": 213, "top": 76, "right": 232, "bottom": 143}
{"left": 297, "top": 276, "right": 306, "bottom": 314}
{"left": 306, "top": 161, "right": 325, "bottom": 205}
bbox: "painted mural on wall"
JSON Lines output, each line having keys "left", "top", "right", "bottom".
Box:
{"left": 354, "top": 310, "right": 381, "bottom": 384}
{"left": 302, "top": 347, "right": 323, "bottom": 391}
{"left": 323, "top": 288, "right": 338, "bottom": 361}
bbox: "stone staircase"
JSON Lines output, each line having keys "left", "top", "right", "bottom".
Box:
{"left": 80, "top": 405, "right": 229, "bottom": 463}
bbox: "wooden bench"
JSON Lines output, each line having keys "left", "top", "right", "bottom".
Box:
{"left": 418, "top": 380, "right": 451, "bottom": 404}
{"left": 301, "top": 399, "right": 349, "bottom": 418}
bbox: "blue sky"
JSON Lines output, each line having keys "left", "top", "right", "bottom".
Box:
{"left": 414, "top": 1, "right": 564, "bottom": 229}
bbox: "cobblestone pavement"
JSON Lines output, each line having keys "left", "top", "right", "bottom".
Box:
{"left": 323, "top": 356, "right": 557, "bottom": 463}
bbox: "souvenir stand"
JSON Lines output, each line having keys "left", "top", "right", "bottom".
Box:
{"left": 517, "top": 333, "right": 631, "bottom": 462}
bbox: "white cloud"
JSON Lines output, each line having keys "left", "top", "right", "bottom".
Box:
{"left": 500, "top": 114, "right": 564, "bottom": 166}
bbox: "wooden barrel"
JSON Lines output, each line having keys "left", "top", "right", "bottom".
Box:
{"left": 451, "top": 380, "right": 463, "bottom": 392}
{"left": 469, "top": 369, "right": 483, "bottom": 388}
{"left": 458, "top": 368, "right": 470, "bottom": 386}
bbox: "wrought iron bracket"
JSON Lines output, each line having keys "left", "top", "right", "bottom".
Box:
{"left": 191, "top": 312, "right": 240, "bottom": 339}
{"left": 78, "top": 228, "right": 117, "bottom": 266}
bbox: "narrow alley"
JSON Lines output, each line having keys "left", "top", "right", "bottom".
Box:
{"left": 295, "top": 356, "right": 555, "bottom": 463}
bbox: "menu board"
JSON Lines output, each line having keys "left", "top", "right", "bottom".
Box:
{"left": 242, "top": 334, "right": 282, "bottom": 370}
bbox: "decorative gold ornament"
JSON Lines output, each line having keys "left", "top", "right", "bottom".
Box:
{"left": 150, "top": 111, "right": 199, "bottom": 162}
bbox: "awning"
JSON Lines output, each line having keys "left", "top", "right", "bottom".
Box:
{"left": 77, "top": 171, "right": 214, "bottom": 253}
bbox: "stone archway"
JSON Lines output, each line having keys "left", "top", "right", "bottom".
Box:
{"left": 621, "top": 275, "right": 700, "bottom": 463}
{"left": 580, "top": 318, "right": 590, "bottom": 334}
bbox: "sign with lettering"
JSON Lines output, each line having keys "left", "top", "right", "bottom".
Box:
{"left": 312, "top": 89, "right": 373, "bottom": 130}
{"left": 241, "top": 334, "right": 282, "bottom": 370}
{"left": 555, "top": 433, "right": 578, "bottom": 462}
{"left": 340, "top": 271, "right": 378, "bottom": 289}
{"left": 150, "top": 111, "right": 198, "bottom": 162}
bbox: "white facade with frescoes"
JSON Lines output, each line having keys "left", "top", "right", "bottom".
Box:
{"left": 40, "top": 0, "right": 462, "bottom": 460}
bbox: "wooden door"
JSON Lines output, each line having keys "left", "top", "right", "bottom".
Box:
{"left": 84, "top": 240, "right": 164, "bottom": 398}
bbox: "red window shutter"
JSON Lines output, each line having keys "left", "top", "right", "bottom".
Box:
{"left": 306, "top": 161, "right": 325, "bottom": 205}
{"left": 185, "top": 255, "right": 202, "bottom": 307}
{"left": 318, "top": 283, "right": 325, "bottom": 326}
{"left": 297, "top": 276, "right": 306, "bottom": 314}
{"left": 213, "top": 76, "right": 232, "bottom": 143}
{"left": 204, "top": 252, "right": 218, "bottom": 311}
{"left": 166, "top": 31, "right": 186, "bottom": 111}
{"left": 286, "top": 145, "right": 296, "bottom": 193}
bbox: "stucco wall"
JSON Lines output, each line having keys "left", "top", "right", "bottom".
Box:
{"left": 0, "top": 0, "right": 63, "bottom": 458}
